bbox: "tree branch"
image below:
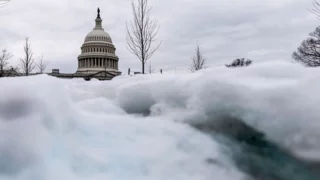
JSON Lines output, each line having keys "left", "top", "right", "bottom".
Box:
{"left": 126, "top": 0, "right": 161, "bottom": 74}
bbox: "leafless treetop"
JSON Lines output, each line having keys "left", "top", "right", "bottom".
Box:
{"left": 126, "top": 0, "right": 161, "bottom": 74}
{"left": 0, "top": 49, "right": 13, "bottom": 71}
{"left": 37, "top": 54, "right": 48, "bottom": 74}
{"left": 190, "top": 43, "right": 206, "bottom": 72}
{"left": 293, "top": 26, "right": 320, "bottom": 66}
{"left": 20, "top": 37, "right": 36, "bottom": 75}
{"left": 309, "top": 0, "right": 320, "bottom": 18}
{"left": 148, "top": 60, "right": 155, "bottom": 74}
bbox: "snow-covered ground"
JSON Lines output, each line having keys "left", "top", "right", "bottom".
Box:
{"left": 1, "top": 61, "right": 320, "bottom": 180}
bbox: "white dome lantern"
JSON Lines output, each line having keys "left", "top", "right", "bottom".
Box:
{"left": 76, "top": 8, "right": 120, "bottom": 77}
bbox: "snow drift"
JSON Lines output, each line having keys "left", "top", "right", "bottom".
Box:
{"left": 0, "top": 61, "right": 320, "bottom": 180}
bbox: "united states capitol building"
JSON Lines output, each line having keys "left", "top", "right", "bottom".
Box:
{"left": 50, "top": 8, "right": 121, "bottom": 80}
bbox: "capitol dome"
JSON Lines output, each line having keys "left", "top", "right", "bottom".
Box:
{"left": 84, "top": 29, "right": 112, "bottom": 43}
{"left": 76, "top": 8, "right": 120, "bottom": 78}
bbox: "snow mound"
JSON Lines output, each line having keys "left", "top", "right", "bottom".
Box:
{"left": 1, "top": 60, "right": 320, "bottom": 179}
{"left": 0, "top": 75, "right": 242, "bottom": 180}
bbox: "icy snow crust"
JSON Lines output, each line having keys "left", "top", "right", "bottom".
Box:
{"left": 1, "top": 61, "right": 320, "bottom": 179}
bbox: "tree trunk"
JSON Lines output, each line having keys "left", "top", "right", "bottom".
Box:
{"left": 142, "top": 62, "right": 145, "bottom": 74}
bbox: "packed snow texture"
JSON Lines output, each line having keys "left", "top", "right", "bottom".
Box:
{"left": 1, "top": 61, "right": 320, "bottom": 179}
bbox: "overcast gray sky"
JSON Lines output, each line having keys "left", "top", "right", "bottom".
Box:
{"left": 0, "top": 0, "right": 319, "bottom": 73}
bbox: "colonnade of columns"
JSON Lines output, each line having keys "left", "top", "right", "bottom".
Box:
{"left": 78, "top": 58, "right": 118, "bottom": 69}
{"left": 82, "top": 47, "right": 115, "bottom": 54}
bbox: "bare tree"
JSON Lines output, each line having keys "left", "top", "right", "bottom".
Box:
{"left": 126, "top": 0, "right": 161, "bottom": 74}
{"left": 292, "top": 26, "right": 320, "bottom": 66}
{"left": 36, "top": 54, "right": 47, "bottom": 74}
{"left": 190, "top": 43, "right": 206, "bottom": 72}
{"left": 309, "top": 0, "right": 320, "bottom": 18}
{"left": 148, "top": 60, "right": 155, "bottom": 74}
{"left": 0, "top": 49, "right": 13, "bottom": 72}
{"left": 20, "top": 37, "right": 36, "bottom": 76}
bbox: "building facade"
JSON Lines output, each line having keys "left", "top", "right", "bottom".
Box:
{"left": 49, "top": 8, "right": 121, "bottom": 80}
{"left": 76, "top": 8, "right": 121, "bottom": 77}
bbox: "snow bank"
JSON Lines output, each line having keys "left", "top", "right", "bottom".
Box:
{"left": 0, "top": 75, "right": 242, "bottom": 179}
{"left": 99, "top": 61, "right": 320, "bottom": 159}
{"left": 1, "top": 60, "right": 320, "bottom": 179}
